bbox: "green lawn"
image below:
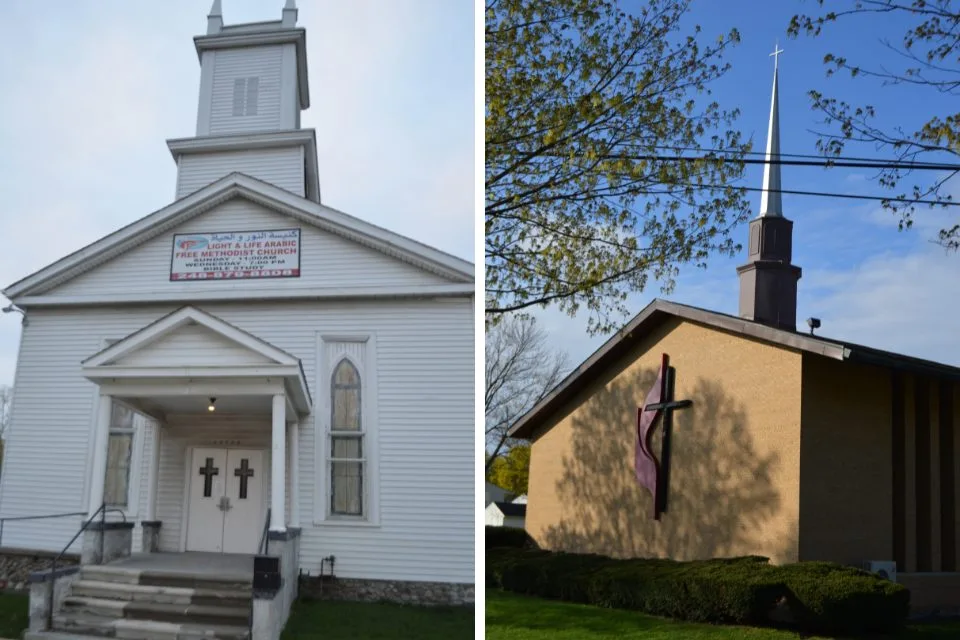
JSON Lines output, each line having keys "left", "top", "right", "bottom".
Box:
{"left": 282, "top": 597, "right": 474, "bottom": 639}
{"left": 485, "top": 589, "right": 960, "bottom": 640}
{"left": 0, "top": 593, "right": 28, "bottom": 638}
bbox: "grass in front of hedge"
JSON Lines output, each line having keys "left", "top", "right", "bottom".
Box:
{"left": 0, "top": 593, "right": 28, "bottom": 638}
{"left": 487, "top": 589, "right": 960, "bottom": 640}
{"left": 281, "top": 597, "right": 474, "bottom": 639}
{"left": 486, "top": 589, "right": 827, "bottom": 639}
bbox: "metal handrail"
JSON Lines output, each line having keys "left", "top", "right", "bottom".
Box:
{"left": 0, "top": 511, "right": 86, "bottom": 549}
{"left": 258, "top": 508, "right": 272, "bottom": 556}
{"left": 47, "top": 504, "right": 127, "bottom": 630}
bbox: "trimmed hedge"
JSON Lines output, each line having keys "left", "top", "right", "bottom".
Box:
{"left": 485, "top": 526, "right": 537, "bottom": 550}
{"left": 486, "top": 547, "right": 910, "bottom": 635}
{"left": 774, "top": 562, "right": 910, "bottom": 635}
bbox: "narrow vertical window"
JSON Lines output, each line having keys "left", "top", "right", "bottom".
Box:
{"left": 329, "top": 359, "right": 363, "bottom": 516}
{"left": 232, "top": 77, "right": 260, "bottom": 117}
{"left": 104, "top": 403, "right": 135, "bottom": 507}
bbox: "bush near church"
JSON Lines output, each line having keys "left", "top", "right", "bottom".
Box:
{"left": 485, "top": 526, "right": 536, "bottom": 550}
{"left": 775, "top": 561, "right": 910, "bottom": 636}
{"left": 485, "top": 542, "right": 910, "bottom": 635}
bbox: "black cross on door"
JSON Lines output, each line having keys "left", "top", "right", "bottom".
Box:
{"left": 198, "top": 457, "right": 219, "bottom": 498}
{"left": 234, "top": 458, "right": 254, "bottom": 500}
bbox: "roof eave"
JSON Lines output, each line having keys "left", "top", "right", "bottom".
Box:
{"left": 3, "top": 172, "right": 474, "bottom": 300}
{"left": 507, "top": 300, "right": 850, "bottom": 441}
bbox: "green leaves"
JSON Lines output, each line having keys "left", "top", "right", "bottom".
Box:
{"left": 486, "top": 444, "right": 531, "bottom": 495}
{"left": 486, "top": 0, "right": 749, "bottom": 335}
{"left": 789, "top": 0, "right": 959, "bottom": 249}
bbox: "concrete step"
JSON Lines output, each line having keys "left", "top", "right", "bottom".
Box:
{"left": 80, "top": 566, "right": 252, "bottom": 593}
{"left": 71, "top": 580, "right": 251, "bottom": 608}
{"left": 26, "top": 631, "right": 111, "bottom": 640}
{"left": 45, "top": 613, "right": 250, "bottom": 640}
{"left": 61, "top": 597, "right": 250, "bottom": 627}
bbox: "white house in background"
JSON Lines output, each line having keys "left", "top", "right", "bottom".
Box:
{"left": 512, "top": 494, "right": 527, "bottom": 504}
{"left": 484, "top": 501, "right": 526, "bottom": 529}
{"left": 0, "top": 3, "right": 473, "bottom": 636}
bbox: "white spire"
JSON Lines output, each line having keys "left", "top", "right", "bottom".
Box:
{"left": 759, "top": 42, "right": 784, "bottom": 218}
{"left": 207, "top": 0, "right": 223, "bottom": 35}
{"left": 282, "top": 0, "right": 298, "bottom": 27}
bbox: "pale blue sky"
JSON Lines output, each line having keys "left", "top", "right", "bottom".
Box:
{"left": 0, "top": 0, "right": 475, "bottom": 386}
{"left": 533, "top": 0, "right": 960, "bottom": 369}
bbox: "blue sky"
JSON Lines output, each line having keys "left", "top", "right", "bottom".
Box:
{"left": 0, "top": 0, "right": 474, "bottom": 386}
{"left": 533, "top": 0, "right": 960, "bottom": 368}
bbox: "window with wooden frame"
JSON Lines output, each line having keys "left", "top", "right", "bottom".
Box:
{"left": 329, "top": 359, "right": 364, "bottom": 517}
{"left": 105, "top": 402, "right": 135, "bottom": 508}
{"left": 101, "top": 338, "right": 137, "bottom": 509}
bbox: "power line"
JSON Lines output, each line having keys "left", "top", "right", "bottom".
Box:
{"left": 685, "top": 182, "right": 958, "bottom": 207}
{"left": 622, "top": 154, "right": 960, "bottom": 172}
{"left": 646, "top": 144, "right": 957, "bottom": 165}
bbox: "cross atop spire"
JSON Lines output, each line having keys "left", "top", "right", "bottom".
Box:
{"left": 769, "top": 41, "right": 784, "bottom": 70}
{"left": 759, "top": 42, "right": 783, "bottom": 218}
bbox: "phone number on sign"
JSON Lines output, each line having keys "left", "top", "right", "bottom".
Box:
{"left": 172, "top": 269, "right": 300, "bottom": 280}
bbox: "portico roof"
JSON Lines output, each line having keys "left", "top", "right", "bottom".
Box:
{"left": 81, "top": 306, "right": 312, "bottom": 417}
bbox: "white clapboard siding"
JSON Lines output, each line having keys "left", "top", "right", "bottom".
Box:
{"left": 0, "top": 298, "right": 473, "bottom": 584}
{"left": 113, "top": 322, "right": 275, "bottom": 367}
{"left": 155, "top": 416, "right": 272, "bottom": 552}
{"left": 208, "top": 47, "right": 283, "bottom": 135}
{"left": 45, "top": 198, "right": 449, "bottom": 297}
{"left": 176, "top": 148, "right": 304, "bottom": 199}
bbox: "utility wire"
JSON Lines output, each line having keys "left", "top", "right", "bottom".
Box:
{"left": 621, "top": 154, "right": 960, "bottom": 171}
{"left": 684, "top": 182, "right": 957, "bottom": 207}
{"left": 645, "top": 144, "right": 958, "bottom": 165}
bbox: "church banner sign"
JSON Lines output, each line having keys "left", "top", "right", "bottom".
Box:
{"left": 170, "top": 228, "right": 301, "bottom": 281}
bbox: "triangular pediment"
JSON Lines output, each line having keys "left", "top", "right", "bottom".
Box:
{"left": 5, "top": 173, "right": 473, "bottom": 300}
{"left": 84, "top": 306, "right": 298, "bottom": 369}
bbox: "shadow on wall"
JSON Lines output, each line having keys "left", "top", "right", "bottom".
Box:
{"left": 541, "top": 366, "right": 790, "bottom": 562}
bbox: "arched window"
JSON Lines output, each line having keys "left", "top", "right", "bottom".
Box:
{"left": 329, "top": 359, "right": 363, "bottom": 516}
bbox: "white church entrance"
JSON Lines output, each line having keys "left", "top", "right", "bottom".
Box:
{"left": 186, "top": 448, "right": 266, "bottom": 553}
{"left": 79, "top": 306, "right": 312, "bottom": 550}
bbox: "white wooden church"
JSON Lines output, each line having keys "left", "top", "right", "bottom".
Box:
{"left": 0, "top": 3, "right": 473, "bottom": 637}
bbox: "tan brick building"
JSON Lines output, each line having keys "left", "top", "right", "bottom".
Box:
{"left": 510, "top": 299, "right": 960, "bottom": 578}
{"left": 507, "top": 53, "right": 960, "bottom": 610}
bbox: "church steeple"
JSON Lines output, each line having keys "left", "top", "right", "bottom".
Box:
{"left": 736, "top": 44, "right": 802, "bottom": 331}
{"left": 165, "top": 2, "right": 320, "bottom": 203}
{"left": 759, "top": 44, "right": 782, "bottom": 217}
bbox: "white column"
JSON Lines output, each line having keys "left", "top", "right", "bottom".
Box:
{"left": 270, "top": 394, "right": 286, "bottom": 532}
{"left": 145, "top": 421, "right": 162, "bottom": 521}
{"left": 87, "top": 394, "right": 113, "bottom": 518}
{"left": 287, "top": 420, "right": 300, "bottom": 527}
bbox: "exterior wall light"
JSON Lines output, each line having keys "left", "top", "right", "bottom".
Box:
{"left": 1, "top": 304, "right": 27, "bottom": 326}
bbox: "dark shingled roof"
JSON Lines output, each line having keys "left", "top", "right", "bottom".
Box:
{"left": 509, "top": 298, "right": 960, "bottom": 440}
{"left": 492, "top": 502, "right": 527, "bottom": 517}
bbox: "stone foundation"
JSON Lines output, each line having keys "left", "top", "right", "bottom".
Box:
{"left": 300, "top": 576, "right": 474, "bottom": 606}
{"left": 0, "top": 549, "right": 78, "bottom": 592}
